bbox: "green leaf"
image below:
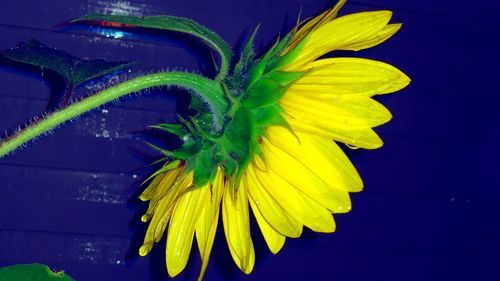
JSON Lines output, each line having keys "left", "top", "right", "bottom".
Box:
{"left": 0, "top": 264, "right": 75, "bottom": 281}
{"left": 73, "top": 14, "right": 233, "bottom": 80}
{"left": 2, "top": 39, "right": 132, "bottom": 87}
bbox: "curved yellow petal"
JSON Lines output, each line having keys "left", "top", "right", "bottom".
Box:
{"left": 253, "top": 162, "right": 335, "bottom": 233}
{"left": 266, "top": 126, "right": 362, "bottom": 192}
{"left": 289, "top": 57, "right": 410, "bottom": 97}
{"left": 140, "top": 168, "right": 182, "bottom": 222}
{"left": 261, "top": 137, "right": 351, "bottom": 213}
{"left": 246, "top": 164, "right": 302, "bottom": 237}
{"left": 286, "top": 0, "right": 346, "bottom": 52}
{"left": 139, "top": 170, "right": 191, "bottom": 257}
{"left": 165, "top": 183, "right": 208, "bottom": 277}
{"left": 287, "top": 11, "right": 396, "bottom": 70}
{"left": 249, "top": 197, "right": 285, "bottom": 254}
{"left": 195, "top": 169, "right": 225, "bottom": 281}
{"left": 138, "top": 173, "right": 163, "bottom": 202}
{"left": 222, "top": 179, "right": 255, "bottom": 274}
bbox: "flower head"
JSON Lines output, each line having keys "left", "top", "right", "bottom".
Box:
{"left": 139, "top": 1, "right": 410, "bottom": 280}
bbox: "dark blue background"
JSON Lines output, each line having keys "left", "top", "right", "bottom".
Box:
{"left": 1, "top": 1, "right": 499, "bottom": 280}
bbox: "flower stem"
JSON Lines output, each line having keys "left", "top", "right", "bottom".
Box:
{"left": 0, "top": 72, "right": 226, "bottom": 158}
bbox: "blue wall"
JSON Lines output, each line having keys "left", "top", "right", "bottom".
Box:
{"left": 0, "top": 0, "right": 499, "bottom": 280}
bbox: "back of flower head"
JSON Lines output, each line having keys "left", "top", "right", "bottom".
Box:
{"left": 137, "top": 1, "right": 409, "bottom": 280}
{"left": 0, "top": 1, "right": 409, "bottom": 280}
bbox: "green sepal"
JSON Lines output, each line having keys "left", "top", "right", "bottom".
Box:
{"left": 245, "top": 32, "right": 293, "bottom": 89}
{"left": 218, "top": 108, "right": 256, "bottom": 183}
{"left": 171, "top": 74, "right": 229, "bottom": 133}
{"left": 215, "top": 142, "right": 237, "bottom": 177}
{"left": 73, "top": 14, "right": 232, "bottom": 80}
{"left": 246, "top": 61, "right": 266, "bottom": 91}
{"left": 193, "top": 113, "right": 219, "bottom": 137}
{"left": 261, "top": 32, "right": 293, "bottom": 62}
{"left": 265, "top": 33, "right": 310, "bottom": 72}
{"left": 190, "top": 145, "right": 216, "bottom": 187}
{"left": 264, "top": 71, "right": 305, "bottom": 86}
{"left": 255, "top": 103, "right": 301, "bottom": 142}
{"left": 243, "top": 78, "right": 287, "bottom": 109}
{"left": 252, "top": 104, "right": 290, "bottom": 129}
{"left": 145, "top": 142, "right": 197, "bottom": 160}
{"left": 2, "top": 39, "right": 132, "bottom": 87}
{"left": 141, "top": 160, "right": 181, "bottom": 185}
{"left": 234, "top": 25, "right": 260, "bottom": 84}
{"left": 149, "top": 123, "right": 187, "bottom": 138}
{"left": 187, "top": 81, "right": 228, "bottom": 133}
{"left": 147, "top": 156, "right": 171, "bottom": 167}
{"left": 0, "top": 264, "right": 75, "bottom": 281}
{"left": 172, "top": 136, "right": 203, "bottom": 159}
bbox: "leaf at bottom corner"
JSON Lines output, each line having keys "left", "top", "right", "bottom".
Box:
{"left": 0, "top": 264, "right": 75, "bottom": 281}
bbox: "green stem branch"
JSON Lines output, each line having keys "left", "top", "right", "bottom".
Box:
{"left": 0, "top": 72, "right": 226, "bottom": 158}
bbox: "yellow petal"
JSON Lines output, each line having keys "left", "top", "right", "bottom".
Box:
{"left": 222, "top": 179, "right": 255, "bottom": 274}
{"left": 139, "top": 170, "right": 191, "bottom": 257}
{"left": 138, "top": 173, "right": 163, "bottom": 202}
{"left": 286, "top": 0, "right": 346, "bottom": 52}
{"left": 246, "top": 164, "right": 302, "bottom": 237}
{"left": 287, "top": 11, "right": 396, "bottom": 70}
{"left": 249, "top": 197, "right": 285, "bottom": 254}
{"left": 252, "top": 162, "right": 335, "bottom": 233}
{"left": 165, "top": 181, "right": 208, "bottom": 277}
{"left": 195, "top": 168, "right": 225, "bottom": 281}
{"left": 281, "top": 94, "right": 392, "bottom": 128}
{"left": 282, "top": 104, "right": 385, "bottom": 149}
{"left": 266, "top": 126, "right": 362, "bottom": 192}
{"left": 343, "top": 23, "right": 402, "bottom": 51}
{"left": 288, "top": 57, "right": 410, "bottom": 97}
{"left": 141, "top": 168, "right": 182, "bottom": 222}
{"left": 261, "top": 137, "right": 352, "bottom": 213}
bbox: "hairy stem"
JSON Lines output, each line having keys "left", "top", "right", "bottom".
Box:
{"left": 0, "top": 72, "right": 226, "bottom": 158}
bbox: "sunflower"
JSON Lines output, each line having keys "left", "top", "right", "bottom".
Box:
{"left": 138, "top": 1, "right": 410, "bottom": 280}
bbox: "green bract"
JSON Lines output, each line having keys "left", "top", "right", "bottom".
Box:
{"left": 142, "top": 26, "right": 307, "bottom": 187}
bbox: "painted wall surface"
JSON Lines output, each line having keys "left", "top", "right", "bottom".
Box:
{"left": 0, "top": 0, "right": 499, "bottom": 280}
